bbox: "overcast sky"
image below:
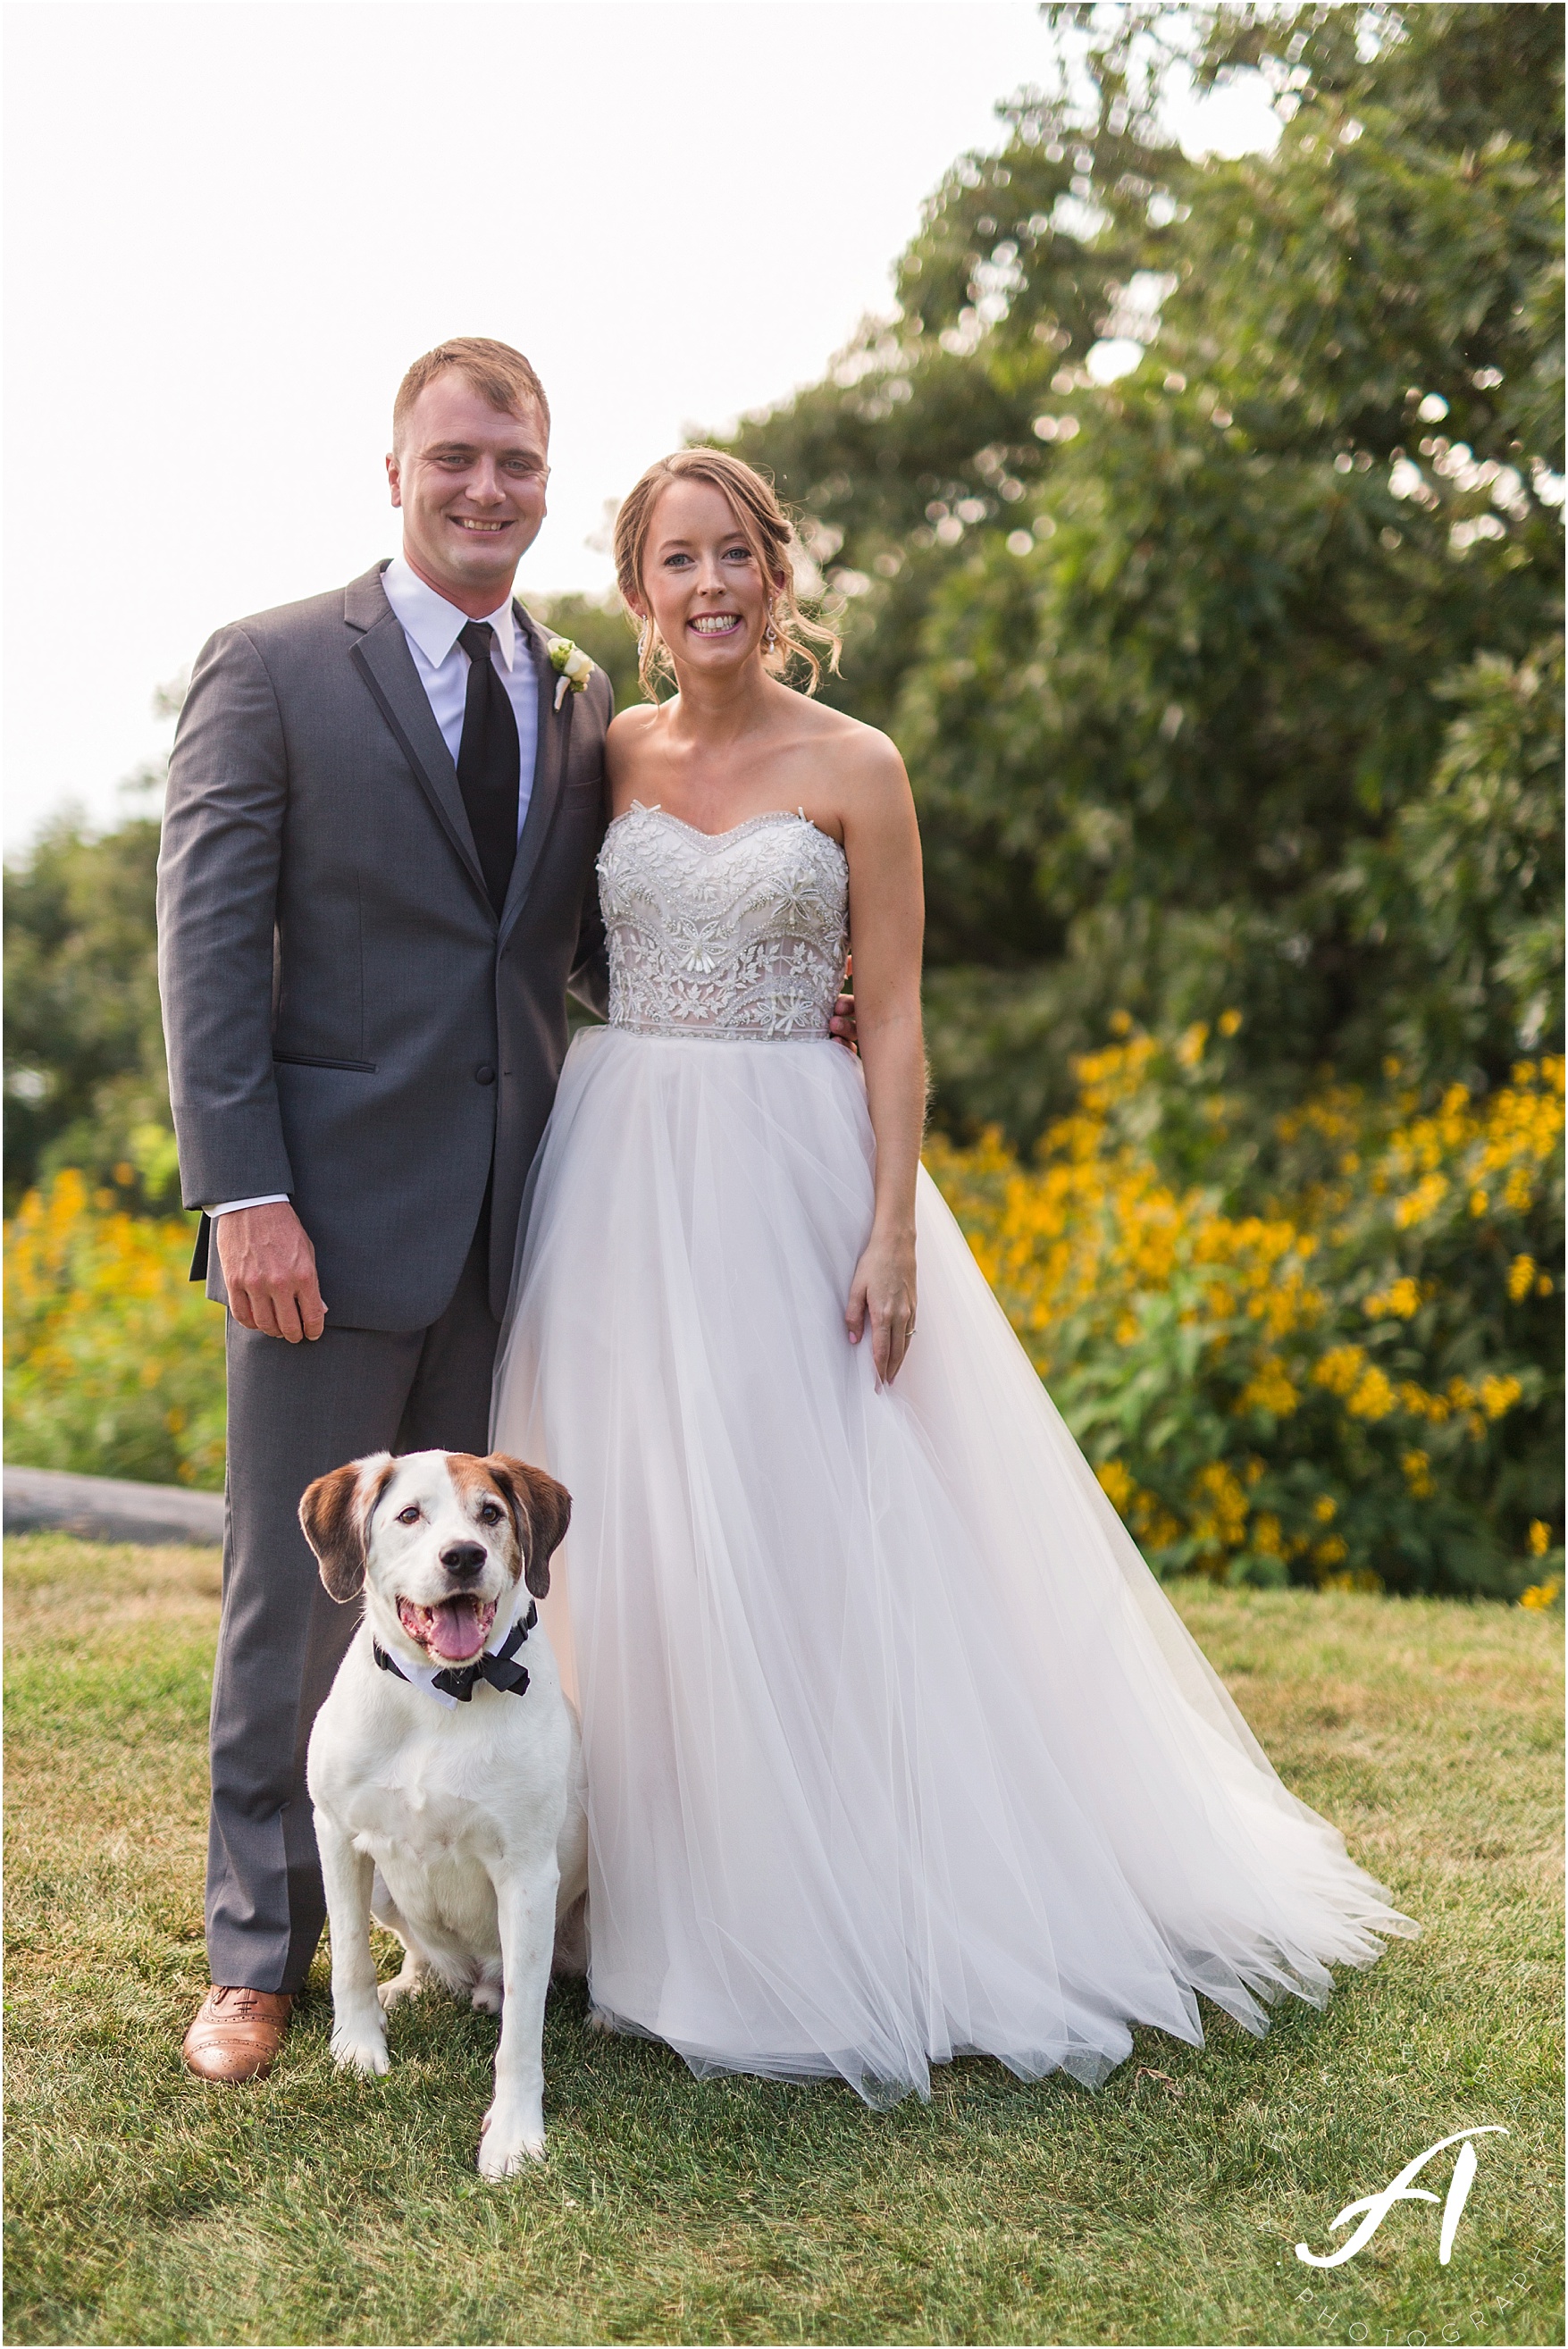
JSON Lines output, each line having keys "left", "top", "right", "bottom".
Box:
{"left": 4, "top": 0, "right": 1275, "bottom": 843}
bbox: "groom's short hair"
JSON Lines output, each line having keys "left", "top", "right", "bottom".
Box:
{"left": 393, "top": 338, "right": 550, "bottom": 448}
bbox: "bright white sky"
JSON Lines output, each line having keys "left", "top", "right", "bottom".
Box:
{"left": 3, "top": 0, "right": 1275, "bottom": 843}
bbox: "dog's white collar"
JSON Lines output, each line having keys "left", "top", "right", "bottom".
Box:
{"left": 373, "top": 1592, "right": 536, "bottom": 1708}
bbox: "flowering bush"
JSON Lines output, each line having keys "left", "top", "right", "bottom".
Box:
{"left": 5, "top": 1044, "right": 1561, "bottom": 1598}
{"left": 926, "top": 1030, "right": 1564, "bottom": 1598}
{"left": 4, "top": 1170, "right": 223, "bottom": 1489}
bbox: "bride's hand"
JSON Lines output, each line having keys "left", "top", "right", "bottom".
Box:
{"left": 846, "top": 1229, "right": 918, "bottom": 1385}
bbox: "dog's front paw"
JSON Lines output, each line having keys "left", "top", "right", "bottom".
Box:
{"left": 470, "top": 1980, "right": 503, "bottom": 2017}
{"left": 586, "top": 2003, "right": 617, "bottom": 2034}
{"left": 331, "top": 2017, "right": 390, "bottom": 2076}
{"left": 477, "top": 2102, "right": 546, "bottom": 2176}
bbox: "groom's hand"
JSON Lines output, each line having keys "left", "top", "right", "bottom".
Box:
{"left": 829, "top": 993, "right": 859, "bottom": 1053}
{"left": 216, "top": 1203, "right": 328, "bottom": 1343}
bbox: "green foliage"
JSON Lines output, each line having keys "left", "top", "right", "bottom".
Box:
{"left": 724, "top": 0, "right": 1564, "bottom": 1139}
{"left": 4, "top": 809, "right": 174, "bottom": 1212}
{"left": 531, "top": 589, "right": 643, "bottom": 717}
{"left": 4, "top": 1171, "right": 223, "bottom": 1489}
{"left": 929, "top": 1037, "right": 1564, "bottom": 1598}
{"left": 1353, "top": 640, "right": 1564, "bottom": 1078}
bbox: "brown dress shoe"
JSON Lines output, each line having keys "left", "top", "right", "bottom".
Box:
{"left": 182, "top": 1985, "right": 294, "bottom": 2083}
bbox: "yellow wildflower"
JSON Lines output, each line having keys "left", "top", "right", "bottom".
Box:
{"left": 1096, "top": 1461, "right": 1135, "bottom": 1514}
{"left": 1190, "top": 1461, "right": 1249, "bottom": 1555}
{"left": 1313, "top": 1346, "right": 1366, "bottom": 1397}
{"left": 1364, "top": 1277, "right": 1420, "bottom": 1320}
{"left": 918, "top": 1052, "right": 1562, "bottom": 1591}
{"left": 1237, "top": 1358, "right": 1298, "bottom": 1416}
{"left": 1395, "top": 1174, "right": 1448, "bottom": 1229}
{"left": 1528, "top": 1520, "right": 1551, "bottom": 1557}
{"left": 1348, "top": 1365, "right": 1396, "bottom": 1420}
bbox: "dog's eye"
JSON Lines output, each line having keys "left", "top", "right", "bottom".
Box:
{"left": 396, "top": 1506, "right": 421, "bottom": 1525}
{"left": 478, "top": 1501, "right": 503, "bottom": 1524}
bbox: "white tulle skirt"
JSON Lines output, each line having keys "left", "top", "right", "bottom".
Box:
{"left": 492, "top": 1027, "right": 1416, "bottom": 2105}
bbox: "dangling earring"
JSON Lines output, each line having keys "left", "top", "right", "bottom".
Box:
{"left": 764, "top": 606, "right": 778, "bottom": 652}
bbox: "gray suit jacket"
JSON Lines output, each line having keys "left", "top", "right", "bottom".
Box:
{"left": 156, "top": 561, "right": 612, "bottom": 1330}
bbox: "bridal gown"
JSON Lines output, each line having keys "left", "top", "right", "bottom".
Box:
{"left": 491, "top": 801, "right": 1416, "bottom": 2105}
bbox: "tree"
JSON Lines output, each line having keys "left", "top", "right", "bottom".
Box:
{"left": 531, "top": 591, "right": 641, "bottom": 718}
{"left": 4, "top": 807, "right": 175, "bottom": 1212}
{"left": 725, "top": 1, "right": 1564, "bottom": 1139}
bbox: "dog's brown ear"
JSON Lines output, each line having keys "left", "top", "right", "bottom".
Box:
{"left": 484, "top": 1455, "right": 572, "bottom": 1598}
{"left": 298, "top": 1455, "right": 392, "bottom": 1602}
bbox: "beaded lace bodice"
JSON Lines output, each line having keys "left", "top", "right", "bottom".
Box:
{"left": 600, "top": 803, "right": 849, "bottom": 1041}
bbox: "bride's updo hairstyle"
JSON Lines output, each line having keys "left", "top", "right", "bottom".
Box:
{"left": 614, "top": 449, "right": 842, "bottom": 702}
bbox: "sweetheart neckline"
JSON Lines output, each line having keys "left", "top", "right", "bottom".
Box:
{"left": 605, "top": 801, "right": 848, "bottom": 863}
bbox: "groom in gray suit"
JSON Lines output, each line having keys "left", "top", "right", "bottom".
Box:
{"left": 157, "top": 338, "right": 612, "bottom": 2081}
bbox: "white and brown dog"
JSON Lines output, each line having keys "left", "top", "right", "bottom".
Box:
{"left": 301, "top": 1447, "right": 588, "bottom": 2175}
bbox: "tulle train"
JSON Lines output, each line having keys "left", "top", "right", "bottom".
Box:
{"left": 493, "top": 1026, "right": 1416, "bottom": 2105}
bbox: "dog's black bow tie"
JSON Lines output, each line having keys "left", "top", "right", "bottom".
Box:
{"left": 374, "top": 1600, "right": 537, "bottom": 1703}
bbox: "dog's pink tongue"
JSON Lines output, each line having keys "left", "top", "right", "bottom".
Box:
{"left": 429, "top": 1598, "right": 488, "bottom": 1662}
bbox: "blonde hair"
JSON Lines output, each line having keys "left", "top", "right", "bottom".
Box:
{"left": 393, "top": 337, "right": 549, "bottom": 449}
{"left": 613, "top": 449, "right": 842, "bottom": 701}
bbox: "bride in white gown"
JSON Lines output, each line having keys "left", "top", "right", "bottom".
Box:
{"left": 491, "top": 449, "right": 1416, "bottom": 2107}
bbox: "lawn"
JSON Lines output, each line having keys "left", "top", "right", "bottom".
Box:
{"left": 4, "top": 1533, "right": 1562, "bottom": 2347}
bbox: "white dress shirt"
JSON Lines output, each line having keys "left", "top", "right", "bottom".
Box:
{"left": 379, "top": 555, "right": 540, "bottom": 813}
{"left": 208, "top": 555, "right": 541, "bottom": 1221}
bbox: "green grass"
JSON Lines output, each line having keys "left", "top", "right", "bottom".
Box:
{"left": 4, "top": 1535, "right": 1562, "bottom": 2346}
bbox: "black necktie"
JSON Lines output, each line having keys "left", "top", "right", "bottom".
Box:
{"left": 457, "top": 620, "right": 520, "bottom": 917}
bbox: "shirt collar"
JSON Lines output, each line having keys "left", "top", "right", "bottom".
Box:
{"left": 382, "top": 554, "right": 518, "bottom": 670}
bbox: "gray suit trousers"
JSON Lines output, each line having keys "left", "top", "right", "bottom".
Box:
{"left": 205, "top": 1221, "right": 499, "bottom": 1992}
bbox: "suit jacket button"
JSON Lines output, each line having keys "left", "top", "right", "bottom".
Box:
{"left": 475, "top": 1063, "right": 496, "bottom": 1085}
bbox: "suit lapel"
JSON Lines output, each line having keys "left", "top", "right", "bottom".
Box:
{"left": 346, "top": 567, "right": 491, "bottom": 910}
{"left": 498, "top": 606, "right": 573, "bottom": 947}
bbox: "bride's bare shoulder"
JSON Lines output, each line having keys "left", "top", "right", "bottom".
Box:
{"left": 606, "top": 701, "right": 662, "bottom": 784}
{"left": 607, "top": 701, "right": 660, "bottom": 746}
{"left": 798, "top": 704, "right": 910, "bottom": 820}
{"left": 792, "top": 698, "right": 904, "bottom": 775}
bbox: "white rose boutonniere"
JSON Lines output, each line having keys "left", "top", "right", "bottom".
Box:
{"left": 547, "top": 636, "right": 597, "bottom": 711}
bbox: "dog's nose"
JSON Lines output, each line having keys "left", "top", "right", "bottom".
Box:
{"left": 440, "top": 1542, "right": 488, "bottom": 1581}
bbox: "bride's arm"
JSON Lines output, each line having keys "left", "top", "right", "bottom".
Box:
{"left": 840, "top": 734, "right": 926, "bottom": 1385}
